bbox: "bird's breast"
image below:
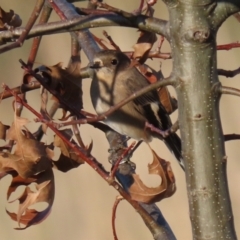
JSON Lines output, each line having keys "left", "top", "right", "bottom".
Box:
{"left": 95, "top": 97, "right": 111, "bottom": 114}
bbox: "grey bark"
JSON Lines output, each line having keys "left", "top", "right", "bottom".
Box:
{"left": 164, "top": 0, "right": 238, "bottom": 238}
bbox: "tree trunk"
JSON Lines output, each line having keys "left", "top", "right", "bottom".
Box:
{"left": 166, "top": 1, "right": 237, "bottom": 239}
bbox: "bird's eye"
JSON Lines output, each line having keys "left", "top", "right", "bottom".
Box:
{"left": 111, "top": 59, "right": 118, "bottom": 65}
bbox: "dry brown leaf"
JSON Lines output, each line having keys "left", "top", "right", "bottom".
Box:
{"left": 0, "top": 171, "right": 8, "bottom": 179}
{"left": 36, "top": 62, "right": 83, "bottom": 119}
{"left": 132, "top": 31, "right": 157, "bottom": 64}
{"left": 0, "top": 121, "right": 10, "bottom": 140}
{"left": 128, "top": 148, "right": 176, "bottom": 204}
{"left": 158, "top": 87, "right": 178, "bottom": 114}
{"left": 7, "top": 173, "right": 36, "bottom": 199}
{"left": 137, "top": 65, "right": 158, "bottom": 84}
{"left": 0, "top": 7, "right": 22, "bottom": 30}
{"left": 6, "top": 169, "right": 55, "bottom": 229}
{"left": 0, "top": 145, "right": 53, "bottom": 179}
{"left": 53, "top": 129, "right": 84, "bottom": 172}
{"left": 7, "top": 116, "right": 30, "bottom": 141}
{"left": 1, "top": 117, "right": 53, "bottom": 178}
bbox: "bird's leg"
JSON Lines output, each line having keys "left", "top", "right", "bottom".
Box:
{"left": 145, "top": 120, "right": 179, "bottom": 138}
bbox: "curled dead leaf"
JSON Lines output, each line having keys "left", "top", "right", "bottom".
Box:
{"left": 0, "top": 121, "right": 10, "bottom": 140}
{"left": 35, "top": 61, "right": 83, "bottom": 119}
{"left": 53, "top": 129, "right": 84, "bottom": 172}
{"left": 6, "top": 116, "right": 30, "bottom": 141}
{"left": 158, "top": 87, "right": 178, "bottom": 114}
{"left": 0, "top": 7, "right": 22, "bottom": 30}
{"left": 136, "top": 65, "right": 158, "bottom": 84}
{"left": 132, "top": 31, "right": 157, "bottom": 64}
{"left": 6, "top": 169, "right": 55, "bottom": 229}
{"left": 1, "top": 117, "right": 53, "bottom": 178}
{"left": 128, "top": 148, "right": 176, "bottom": 204}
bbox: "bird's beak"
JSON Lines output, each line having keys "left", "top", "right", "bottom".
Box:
{"left": 89, "top": 60, "right": 102, "bottom": 69}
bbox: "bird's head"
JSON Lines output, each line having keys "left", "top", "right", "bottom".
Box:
{"left": 89, "top": 50, "right": 131, "bottom": 74}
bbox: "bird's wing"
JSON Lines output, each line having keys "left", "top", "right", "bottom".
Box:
{"left": 123, "top": 67, "right": 172, "bottom": 130}
{"left": 124, "top": 67, "right": 159, "bottom": 105}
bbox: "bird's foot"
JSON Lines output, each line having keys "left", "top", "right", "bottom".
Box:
{"left": 144, "top": 121, "right": 179, "bottom": 138}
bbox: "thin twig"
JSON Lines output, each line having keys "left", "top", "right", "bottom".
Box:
{"left": 0, "top": 81, "right": 40, "bottom": 100}
{"left": 68, "top": 34, "right": 85, "bottom": 149}
{"left": 0, "top": 0, "right": 45, "bottom": 54}
{"left": 124, "top": 50, "right": 171, "bottom": 60}
{"left": 87, "top": 0, "right": 103, "bottom": 10}
{"left": 217, "top": 42, "right": 240, "bottom": 51}
{"left": 218, "top": 67, "right": 240, "bottom": 78}
{"left": 132, "top": 0, "right": 145, "bottom": 15}
{"left": 103, "top": 30, "right": 121, "bottom": 51}
{"left": 156, "top": 35, "right": 165, "bottom": 52}
{"left": 25, "top": 3, "right": 52, "bottom": 71}
{"left": 0, "top": 12, "right": 169, "bottom": 43}
{"left": 93, "top": 34, "right": 109, "bottom": 49}
{"left": 21, "top": 3, "right": 53, "bottom": 141}
{"left": 224, "top": 134, "right": 240, "bottom": 141}
{"left": 220, "top": 86, "right": 240, "bottom": 97}
{"left": 112, "top": 196, "right": 124, "bottom": 240}
{"left": 71, "top": 115, "right": 86, "bottom": 148}
{"left": 95, "top": 2, "right": 134, "bottom": 18}
{"left": 128, "top": 140, "right": 143, "bottom": 156}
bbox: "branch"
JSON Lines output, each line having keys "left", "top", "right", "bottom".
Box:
{"left": 112, "top": 196, "right": 124, "bottom": 240}
{"left": 217, "top": 42, "right": 240, "bottom": 50}
{"left": 219, "top": 86, "right": 240, "bottom": 97}
{"left": 225, "top": 134, "right": 240, "bottom": 141}
{"left": 213, "top": 1, "right": 240, "bottom": 28}
{"left": 0, "top": 0, "right": 45, "bottom": 54}
{"left": 218, "top": 67, "right": 240, "bottom": 78}
{"left": 0, "top": 13, "right": 169, "bottom": 44}
{"left": 51, "top": 0, "right": 99, "bottom": 61}
{"left": 103, "top": 30, "right": 121, "bottom": 51}
{"left": 25, "top": 3, "right": 52, "bottom": 70}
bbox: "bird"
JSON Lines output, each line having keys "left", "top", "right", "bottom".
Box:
{"left": 89, "top": 50, "right": 184, "bottom": 170}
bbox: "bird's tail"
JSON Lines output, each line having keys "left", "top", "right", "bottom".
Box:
{"left": 163, "top": 133, "right": 185, "bottom": 170}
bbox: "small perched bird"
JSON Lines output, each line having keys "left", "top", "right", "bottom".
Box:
{"left": 90, "top": 50, "right": 184, "bottom": 169}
